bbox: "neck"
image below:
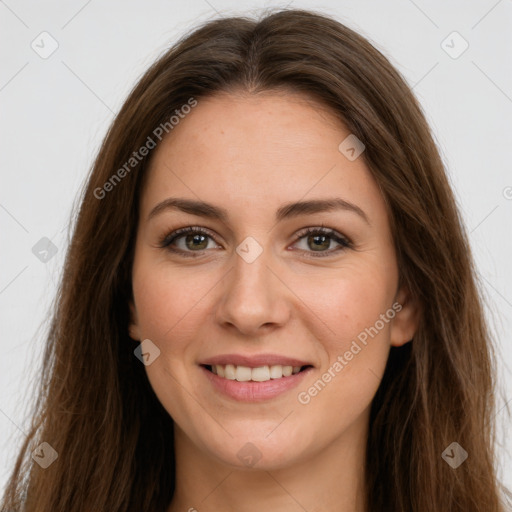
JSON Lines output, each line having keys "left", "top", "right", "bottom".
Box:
{"left": 168, "top": 411, "right": 369, "bottom": 512}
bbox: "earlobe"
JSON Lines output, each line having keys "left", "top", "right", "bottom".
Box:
{"left": 128, "top": 300, "right": 140, "bottom": 341}
{"left": 390, "top": 285, "right": 421, "bottom": 347}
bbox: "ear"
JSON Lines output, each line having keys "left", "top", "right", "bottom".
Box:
{"left": 390, "top": 284, "right": 420, "bottom": 347}
{"left": 128, "top": 300, "right": 141, "bottom": 341}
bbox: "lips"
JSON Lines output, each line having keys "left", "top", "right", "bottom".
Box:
{"left": 200, "top": 353, "right": 312, "bottom": 368}
{"left": 199, "top": 353, "right": 314, "bottom": 401}
{"left": 201, "top": 364, "right": 312, "bottom": 402}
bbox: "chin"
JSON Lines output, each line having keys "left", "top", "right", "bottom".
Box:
{"left": 201, "top": 427, "right": 313, "bottom": 471}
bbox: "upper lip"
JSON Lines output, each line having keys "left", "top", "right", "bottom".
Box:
{"left": 200, "top": 353, "right": 313, "bottom": 368}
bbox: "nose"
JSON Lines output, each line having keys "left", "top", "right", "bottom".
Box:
{"left": 214, "top": 242, "right": 291, "bottom": 337}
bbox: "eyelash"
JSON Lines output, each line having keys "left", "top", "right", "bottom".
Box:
{"left": 157, "top": 224, "right": 353, "bottom": 259}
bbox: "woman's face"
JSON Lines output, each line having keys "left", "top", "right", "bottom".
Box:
{"left": 129, "top": 91, "right": 418, "bottom": 470}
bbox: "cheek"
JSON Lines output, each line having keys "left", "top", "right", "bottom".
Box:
{"left": 131, "top": 258, "right": 215, "bottom": 348}
{"left": 292, "top": 258, "right": 396, "bottom": 348}
{"left": 130, "top": 257, "right": 213, "bottom": 417}
{"left": 293, "top": 260, "right": 394, "bottom": 400}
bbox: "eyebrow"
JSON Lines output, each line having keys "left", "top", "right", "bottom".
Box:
{"left": 147, "top": 197, "right": 370, "bottom": 225}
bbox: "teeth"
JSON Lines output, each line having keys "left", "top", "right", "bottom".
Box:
{"left": 224, "top": 364, "right": 236, "bottom": 380}
{"left": 269, "top": 365, "right": 283, "bottom": 379}
{"left": 235, "top": 366, "right": 252, "bottom": 382}
{"left": 210, "top": 364, "right": 304, "bottom": 382}
{"left": 251, "top": 366, "right": 270, "bottom": 382}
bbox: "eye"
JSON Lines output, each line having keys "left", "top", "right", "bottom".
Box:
{"left": 158, "top": 224, "right": 352, "bottom": 258}
{"left": 291, "top": 225, "right": 352, "bottom": 258}
{"left": 158, "top": 226, "right": 220, "bottom": 257}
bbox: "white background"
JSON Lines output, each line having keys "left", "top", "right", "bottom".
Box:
{"left": 1, "top": 0, "right": 511, "bottom": 498}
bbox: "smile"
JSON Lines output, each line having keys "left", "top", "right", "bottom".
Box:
{"left": 204, "top": 364, "right": 310, "bottom": 382}
{"left": 200, "top": 355, "right": 314, "bottom": 402}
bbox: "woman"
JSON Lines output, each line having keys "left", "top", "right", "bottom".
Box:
{"left": 1, "top": 8, "right": 510, "bottom": 512}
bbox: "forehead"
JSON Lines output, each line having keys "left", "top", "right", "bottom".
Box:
{"left": 140, "top": 91, "right": 386, "bottom": 227}
{"left": 150, "top": 90, "right": 346, "bottom": 172}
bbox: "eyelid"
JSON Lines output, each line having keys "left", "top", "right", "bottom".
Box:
{"left": 294, "top": 225, "right": 352, "bottom": 246}
{"left": 289, "top": 225, "right": 353, "bottom": 258}
{"left": 158, "top": 226, "right": 220, "bottom": 252}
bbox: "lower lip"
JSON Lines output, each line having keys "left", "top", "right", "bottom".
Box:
{"left": 201, "top": 366, "right": 313, "bottom": 402}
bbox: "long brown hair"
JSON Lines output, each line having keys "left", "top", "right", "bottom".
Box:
{"left": 2, "top": 8, "right": 510, "bottom": 511}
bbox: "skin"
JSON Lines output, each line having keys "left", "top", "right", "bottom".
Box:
{"left": 128, "top": 90, "right": 419, "bottom": 512}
